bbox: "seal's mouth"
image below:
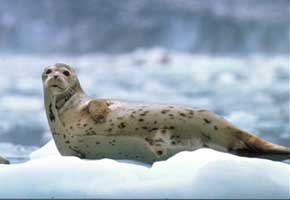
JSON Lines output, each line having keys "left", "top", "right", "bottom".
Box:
{"left": 48, "top": 84, "right": 64, "bottom": 90}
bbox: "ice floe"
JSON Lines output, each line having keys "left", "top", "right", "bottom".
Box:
{"left": 0, "top": 140, "right": 289, "bottom": 199}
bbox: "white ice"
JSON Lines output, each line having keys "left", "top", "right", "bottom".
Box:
{"left": 0, "top": 140, "right": 289, "bottom": 199}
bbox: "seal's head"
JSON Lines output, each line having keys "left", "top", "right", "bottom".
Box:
{"left": 42, "top": 63, "right": 78, "bottom": 96}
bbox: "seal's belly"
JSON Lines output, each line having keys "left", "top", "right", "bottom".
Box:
{"left": 70, "top": 135, "right": 158, "bottom": 163}
{"left": 61, "top": 134, "right": 193, "bottom": 164}
{"left": 53, "top": 103, "right": 230, "bottom": 164}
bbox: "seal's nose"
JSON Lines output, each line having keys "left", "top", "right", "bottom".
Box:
{"left": 53, "top": 75, "right": 58, "bottom": 79}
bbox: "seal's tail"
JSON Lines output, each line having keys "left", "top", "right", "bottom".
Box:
{"left": 230, "top": 130, "right": 290, "bottom": 161}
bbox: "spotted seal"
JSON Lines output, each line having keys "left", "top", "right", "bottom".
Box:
{"left": 42, "top": 63, "right": 290, "bottom": 164}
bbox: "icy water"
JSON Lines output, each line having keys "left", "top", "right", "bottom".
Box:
{"left": 0, "top": 49, "right": 289, "bottom": 163}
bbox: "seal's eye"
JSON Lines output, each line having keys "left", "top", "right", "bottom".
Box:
{"left": 46, "top": 69, "right": 52, "bottom": 74}
{"left": 63, "top": 70, "right": 70, "bottom": 77}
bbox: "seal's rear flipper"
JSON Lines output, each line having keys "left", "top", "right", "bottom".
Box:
{"left": 257, "top": 153, "right": 290, "bottom": 161}
{"left": 233, "top": 146, "right": 290, "bottom": 161}
{"left": 229, "top": 131, "right": 290, "bottom": 161}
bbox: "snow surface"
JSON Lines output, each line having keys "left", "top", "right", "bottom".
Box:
{"left": 0, "top": 140, "right": 289, "bottom": 199}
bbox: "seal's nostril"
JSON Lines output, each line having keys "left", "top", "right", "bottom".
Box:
{"left": 54, "top": 75, "right": 58, "bottom": 79}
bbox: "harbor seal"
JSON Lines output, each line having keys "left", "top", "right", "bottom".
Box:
{"left": 42, "top": 63, "right": 290, "bottom": 164}
{"left": 0, "top": 156, "right": 9, "bottom": 165}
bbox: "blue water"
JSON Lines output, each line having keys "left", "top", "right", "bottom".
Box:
{"left": 0, "top": 50, "right": 289, "bottom": 162}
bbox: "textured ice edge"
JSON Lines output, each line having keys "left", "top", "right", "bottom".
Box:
{"left": 0, "top": 140, "right": 289, "bottom": 199}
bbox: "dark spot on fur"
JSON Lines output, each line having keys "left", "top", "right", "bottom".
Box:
{"left": 96, "top": 141, "right": 100, "bottom": 145}
{"left": 63, "top": 135, "right": 66, "bottom": 139}
{"left": 155, "top": 138, "right": 164, "bottom": 143}
{"left": 157, "top": 150, "right": 163, "bottom": 155}
{"left": 118, "top": 122, "right": 126, "bottom": 129}
{"left": 171, "top": 141, "right": 176, "bottom": 145}
{"left": 70, "top": 126, "right": 73, "bottom": 130}
{"left": 135, "top": 128, "right": 139, "bottom": 131}
{"left": 161, "top": 129, "right": 166, "bottom": 134}
{"left": 154, "top": 121, "right": 158, "bottom": 124}
{"left": 201, "top": 132, "right": 211, "bottom": 143}
{"left": 109, "top": 140, "right": 114, "bottom": 145}
{"left": 150, "top": 128, "right": 159, "bottom": 132}
{"left": 117, "top": 117, "right": 123, "bottom": 120}
{"left": 85, "top": 131, "right": 96, "bottom": 136}
{"left": 140, "top": 111, "right": 149, "bottom": 116}
{"left": 108, "top": 128, "right": 112, "bottom": 132}
{"left": 49, "top": 104, "right": 55, "bottom": 122}
{"left": 161, "top": 109, "right": 170, "bottom": 114}
{"left": 65, "top": 140, "right": 70, "bottom": 144}
{"left": 83, "top": 124, "right": 87, "bottom": 127}
{"left": 188, "top": 110, "right": 194, "bottom": 115}
{"left": 169, "top": 126, "right": 175, "bottom": 130}
{"left": 203, "top": 118, "right": 211, "bottom": 124}
{"left": 142, "top": 126, "right": 148, "bottom": 130}
{"left": 179, "top": 112, "right": 186, "bottom": 117}
{"left": 214, "top": 125, "right": 218, "bottom": 130}
{"left": 139, "top": 118, "right": 144, "bottom": 122}
{"left": 170, "top": 135, "right": 180, "bottom": 139}
{"left": 145, "top": 137, "right": 154, "bottom": 145}
{"left": 198, "top": 110, "right": 207, "bottom": 112}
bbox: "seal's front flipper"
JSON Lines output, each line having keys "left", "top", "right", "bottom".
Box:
{"left": 229, "top": 130, "right": 290, "bottom": 161}
{"left": 88, "top": 100, "right": 112, "bottom": 123}
{"left": 0, "top": 156, "right": 9, "bottom": 164}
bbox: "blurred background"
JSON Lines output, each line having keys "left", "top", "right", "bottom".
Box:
{"left": 0, "top": 0, "right": 289, "bottom": 162}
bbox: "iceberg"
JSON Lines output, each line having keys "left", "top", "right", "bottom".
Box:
{"left": 0, "top": 140, "right": 289, "bottom": 199}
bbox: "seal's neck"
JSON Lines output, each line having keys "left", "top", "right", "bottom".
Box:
{"left": 45, "top": 80, "right": 86, "bottom": 111}
{"left": 56, "top": 81, "right": 85, "bottom": 109}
